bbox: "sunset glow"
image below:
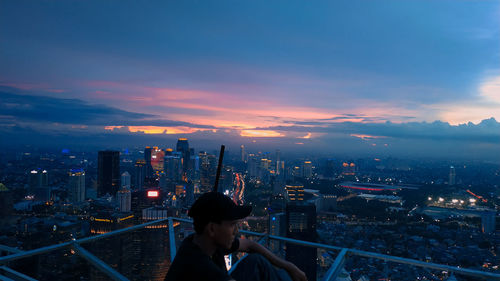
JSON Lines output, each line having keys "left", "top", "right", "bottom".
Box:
{"left": 240, "top": 130, "right": 284, "bottom": 138}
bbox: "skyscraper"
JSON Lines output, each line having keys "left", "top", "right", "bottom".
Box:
{"left": 285, "top": 203, "right": 317, "bottom": 281}
{"left": 144, "top": 146, "right": 153, "bottom": 177}
{"left": 240, "top": 145, "right": 246, "bottom": 163}
{"left": 29, "top": 169, "right": 49, "bottom": 201}
{"left": 97, "top": 150, "right": 120, "bottom": 197}
{"left": 301, "top": 161, "right": 313, "bottom": 178}
{"left": 449, "top": 166, "right": 456, "bottom": 186}
{"left": 134, "top": 159, "right": 146, "bottom": 190}
{"left": 69, "top": 168, "right": 85, "bottom": 203}
{"left": 121, "top": 171, "right": 131, "bottom": 190}
{"left": 176, "top": 138, "right": 190, "bottom": 173}
{"left": 117, "top": 185, "right": 132, "bottom": 212}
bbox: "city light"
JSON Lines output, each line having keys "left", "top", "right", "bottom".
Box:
{"left": 438, "top": 198, "right": 444, "bottom": 202}
{"left": 147, "top": 191, "right": 159, "bottom": 197}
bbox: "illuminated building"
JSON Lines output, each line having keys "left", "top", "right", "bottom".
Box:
{"left": 121, "top": 171, "right": 131, "bottom": 190}
{"left": 97, "top": 151, "right": 120, "bottom": 197}
{"left": 285, "top": 184, "right": 305, "bottom": 201}
{"left": 164, "top": 154, "right": 182, "bottom": 182}
{"left": 88, "top": 212, "right": 135, "bottom": 280}
{"left": 449, "top": 166, "right": 456, "bottom": 186}
{"left": 268, "top": 194, "right": 287, "bottom": 253}
{"left": 176, "top": 138, "right": 190, "bottom": 173}
{"left": 117, "top": 186, "right": 131, "bottom": 212}
{"left": 134, "top": 159, "right": 146, "bottom": 190}
{"left": 247, "top": 155, "right": 259, "bottom": 178}
{"left": 315, "top": 194, "right": 337, "bottom": 212}
{"left": 68, "top": 168, "right": 85, "bottom": 203}
{"left": 151, "top": 146, "right": 165, "bottom": 171}
{"left": 269, "top": 212, "right": 285, "bottom": 253}
{"left": 199, "top": 151, "right": 216, "bottom": 192}
{"left": 240, "top": 145, "right": 246, "bottom": 162}
{"left": 275, "top": 149, "right": 281, "bottom": 172}
{"left": 175, "top": 185, "right": 184, "bottom": 196}
{"left": 29, "top": 168, "right": 49, "bottom": 201}
{"left": 142, "top": 206, "right": 168, "bottom": 221}
{"left": 144, "top": 146, "right": 154, "bottom": 177}
{"left": 342, "top": 162, "right": 356, "bottom": 175}
{"left": 131, "top": 189, "right": 162, "bottom": 217}
{"left": 285, "top": 203, "right": 317, "bottom": 281}
{"left": 301, "top": 161, "right": 313, "bottom": 178}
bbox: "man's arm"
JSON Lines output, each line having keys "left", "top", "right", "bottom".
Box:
{"left": 238, "top": 238, "right": 307, "bottom": 281}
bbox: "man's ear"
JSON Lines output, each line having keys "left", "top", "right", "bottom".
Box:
{"left": 206, "top": 222, "right": 216, "bottom": 238}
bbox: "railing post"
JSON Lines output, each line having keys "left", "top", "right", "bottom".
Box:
{"left": 322, "top": 248, "right": 348, "bottom": 281}
{"left": 168, "top": 218, "right": 177, "bottom": 262}
{"left": 71, "top": 243, "right": 129, "bottom": 281}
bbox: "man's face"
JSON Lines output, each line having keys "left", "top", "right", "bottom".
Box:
{"left": 212, "top": 220, "right": 239, "bottom": 250}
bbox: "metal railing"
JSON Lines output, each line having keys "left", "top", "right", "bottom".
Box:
{"left": 1, "top": 217, "right": 499, "bottom": 281}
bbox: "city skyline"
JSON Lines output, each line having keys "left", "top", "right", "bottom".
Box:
{"left": 1, "top": 1, "right": 500, "bottom": 159}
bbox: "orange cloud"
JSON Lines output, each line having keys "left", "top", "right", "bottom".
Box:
{"left": 350, "top": 134, "right": 387, "bottom": 140}
{"left": 104, "top": 126, "right": 209, "bottom": 134}
{"left": 298, "top": 132, "right": 312, "bottom": 139}
{"left": 240, "top": 130, "right": 284, "bottom": 138}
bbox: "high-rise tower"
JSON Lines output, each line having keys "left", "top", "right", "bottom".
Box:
{"left": 285, "top": 203, "right": 317, "bottom": 281}
{"left": 134, "top": 160, "right": 146, "bottom": 189}
{"left": 176, "top": 138, "right": 190, "bottom": 173}
{"left": 97, "top": 151, "right": 120, "bottom": 197}
{"left": 449, "top": 166, "right": 456, "bottom": 186}
{"left": 69, "top": 168, "right": 85, "bottom": 203}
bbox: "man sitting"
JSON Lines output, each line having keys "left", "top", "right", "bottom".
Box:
{"left": 164, "top": 192, "right": 307, "bottom": 281}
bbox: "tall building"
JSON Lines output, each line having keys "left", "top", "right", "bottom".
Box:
{"left": 176, "top": 138, "right": 190, "bottom": 173}
{"left": 285, "top": 203, "right": 317, "bottom": 281}
{"left": 269, "top": 212, "right": 286, "bottom": 253}
{"left": 302, "top": 161, "right": 313, "bottom": 178}
{"left": 285, "top": 184, "right": 305, "bottom": 202}
{"left": 151, "top": 147, "right": 165, "bottom": 171}
{"left": 117, "top": 186, "right": 132, "bottom": 212}
{"left": 121, "top": 171, "right": 131, "bottom": 190}
{"left": 199, "top": 151, "right": 216, "bottom": 192}
{"left": 240, "top": 145, "right": 246, "bottom": 163}
{"left": 164, "top": 154, "right": 182, "bottom": 182}
{"left": 449, "top": 166, "right": 456, "bottom": 186}
{"left": 97, "top": 151, "right": 120, "bottom": 197}
{"left": 69, "top": 168, "right": 85, "bottom": 203}
{"left": 144, "top": 147, "right": 154, "bottom": 177}
{"left": 134, "top": 159, "right": 146, "bottom": 190}
{"left": 29, "top": 168, "right": 48, "bottom": 189}
{"left": 29, "top": 169, "right": 49, "bottom": 201}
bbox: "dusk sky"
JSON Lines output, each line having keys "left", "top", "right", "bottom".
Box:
{"left": 1, "top": 1, "right": 500, "bottom": 158}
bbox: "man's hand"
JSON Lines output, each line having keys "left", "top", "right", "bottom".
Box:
{"left": 283, "top": 261, "right": 307, "bottom": 281}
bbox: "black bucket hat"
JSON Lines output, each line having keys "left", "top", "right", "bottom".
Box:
{"left": 188, "top": 192, "right": 252, "bottom": 222}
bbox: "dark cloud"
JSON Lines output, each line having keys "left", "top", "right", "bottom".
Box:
{"left": 0, "top": 92, "right": 215, "bottom": 129}
{"left": 262, "top": 118, "right": 500, "bottom": 143}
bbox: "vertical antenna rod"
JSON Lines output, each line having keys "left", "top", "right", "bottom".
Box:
{"left": 213, "top": 145, "right": 225, "bottom": 192}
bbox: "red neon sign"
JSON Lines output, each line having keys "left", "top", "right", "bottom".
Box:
{"left": 147, "top": 190, "right": 159, "bottom": 198}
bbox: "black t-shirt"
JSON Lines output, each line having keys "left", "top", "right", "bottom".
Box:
{"left": 164, "top": 234, "right": 240, "bottom": 281}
